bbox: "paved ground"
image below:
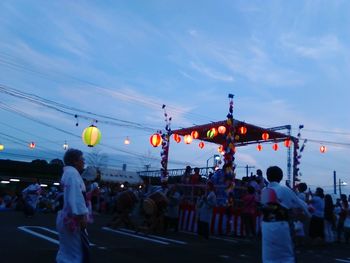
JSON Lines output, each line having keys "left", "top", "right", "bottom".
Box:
{"left": 1, "top": 211, "right": 350, "bottom": 263}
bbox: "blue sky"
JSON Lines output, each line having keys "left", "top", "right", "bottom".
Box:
{"left": 0, "top": 0, "right": 349, "bottom": 194}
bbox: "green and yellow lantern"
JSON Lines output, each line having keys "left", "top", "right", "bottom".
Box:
{"left": 82, "top": 125, "right": 101, "bottom": 147}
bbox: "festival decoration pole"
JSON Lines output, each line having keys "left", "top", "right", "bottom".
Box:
{"left": 160, "top": 104, "right": 171, "bottom": 183}
{"left": 223, "top": 94, "right": 236, "bottom": 181}
{"left": 292, "top": 125, "right": 307, "bottom": 188}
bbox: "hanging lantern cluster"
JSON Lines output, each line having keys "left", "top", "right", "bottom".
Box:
{"left": 293, "top": 125, "right": 307, "bottom": 185}
{"left": 223, "top": 93, "right": 236, "bottom": 181}
{"left": 159, "top": 104, "right": 171, "bottom": 183}
{"left": 82, "top": 125, "right": 101, "bottom": 147}
{"left": 150, "top": 133, "right": 162, "bottom": 147}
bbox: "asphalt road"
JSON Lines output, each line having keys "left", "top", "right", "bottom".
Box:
{"left": 0, "top": 211, "right": 350, "bottom": 263}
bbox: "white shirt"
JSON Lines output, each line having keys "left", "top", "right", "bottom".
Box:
{"left": 263, "top": 182, "right": 310, "bottom": 216}
{"left": 61, "top": 166, "right": 88, "bottom": 216}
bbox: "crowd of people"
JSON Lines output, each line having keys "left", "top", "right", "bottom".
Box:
{"left": 1, "top": 152, "right": 350, "bottom": 262}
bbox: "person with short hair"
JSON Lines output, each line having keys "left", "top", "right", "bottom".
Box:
{"left": 261, "top": 166, "right": 310, "bottom": 263}
{"left": 56, "top": 149, "right": 91, "bottom": 263}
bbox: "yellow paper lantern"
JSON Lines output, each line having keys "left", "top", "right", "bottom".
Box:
{"left": 150, "top": 133, "right": 162, "bottom": 147}
{"left": 82, "top": 125, "right": 101, "bottom": 147}
{"left": 0, "top": 144, "right": 4, "bottom": 151}
{"left": 184, "top": 134, "right": 193, "bottom": 144}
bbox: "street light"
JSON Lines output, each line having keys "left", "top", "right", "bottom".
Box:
{"left": 339, "top": 179, "right": 347, "bottom": 195}
{"left": 206, "top": 154, "right": 221, "bottom": 176}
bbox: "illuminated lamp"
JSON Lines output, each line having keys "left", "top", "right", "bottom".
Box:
{"left": 184, "top": 134, "right": 193, "bottom": 144}
{"left": 29, "top": 142, "right": 36, "bottom": 149}
{"left": 0, "top": 144, "right": 4, "bottom": 151}
{"left": 150, "top": 133, "right": 162, "bottom": 147}
{"left": 284, "top": 139, "right": 292, "bottom": 148}
{"left": 82, "top": 125, "right": 101, "bottom": 147}
{"left": 218, "top": 145, "right": 224, "bottom": 153}
{"left": 272, "top": 143, "right": 279, "bottom": 151}
{"left": 124, "top": 137, "right": 130, "bottom": 145}
{"left": 218, "top": 126, "right": 226, "bottom": 134}
{"left": 239, "top": 126, "right": 247, "bottom": 135}
{"left": 199, "top": 141, "right": 205, "bottom": 149}
{"left": 63, "top": 141, "right": 68, "bottom": 150}
{"left": 262, "top": 132, "right": 269, "bottom": 141}
{"left": 173, "top": 133, "right": 181, "bottom": 143}
{"left": 320, "top": 145, "right": 327, "bottom": 153}
{"left": 257, "top": 144, "right": 262, "bottom": 151}
{"left": 207, "top": 127, "right": 218, "bottom": 138}
{"left": 191, "top": 130, "right": 199, "bottom": 139}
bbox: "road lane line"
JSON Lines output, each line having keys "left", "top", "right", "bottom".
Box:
{"left": 119, "top": 228, "right": 187, "bottom": 245}
{"left": 18, "top": 226, "right": 96, "bottom": 246}
{"left": 18, "top": 226, "right": 59, "bottom": 245}
{"left": 102, "top": 227, "right": 169, "bottom": 245}
{"left": 210, "top": 236, "right": 238, "bottom": 243}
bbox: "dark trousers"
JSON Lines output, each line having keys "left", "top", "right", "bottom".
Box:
{"left": 164, "top": 216, "right": 178, "bottom": 232}
{"left": 197, "top": 220, "right": 209, "bottom": 239}
{"left": 241, "top": 213, "right": 256, "bottom": 237}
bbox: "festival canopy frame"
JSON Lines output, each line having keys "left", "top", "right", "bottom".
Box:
{"left": 172, "top": 119, "right": 295, "bottom": 146}
{"left": 172, "top": 119, "right": 299, "bottom": 187}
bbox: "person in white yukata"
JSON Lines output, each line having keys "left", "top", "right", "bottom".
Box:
{"left": 261, "top": 166, "right": 310, "bottom": 263}
{"left": 56, "top": 149, "right": 91, "bottom": 263}
{"left": 22, "top": 179, "right": 41, "bottom": 217}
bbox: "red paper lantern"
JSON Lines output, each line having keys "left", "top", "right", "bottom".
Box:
{"left": 173, "top": 133, "right": 181, "bottom": 143}
{"left": 284, "top": 139, "right": 292, "bottom": 148}
{"left": 150, "top": 134, "right": 162, "bottom": 147}
{"left": 218, "top": 126, "right": 226, "bottom": 134}
{"left": 29, "top": 142, "right": 36, "bottom": 149}
{"left": 320, "top": 145, "right": 327, "bottom": 153}
{"left": 239, "top": 126, "right": 247, "bottom": 135}
{"left": 272, "top": 143, "right": 279, "bottom": 151}
{"left": 199, "top": 141, "right": 205, "bottom": 149}
{"left": 184, "top": 134, "right": 193, "bottom": 144}
{"left": 257, "top": 144, "right": 262, "bottom": 151}
{"left": 262, "top": 132, "right": 269, "bottom": 140}
{"left": 191, "top": 130, "right": 199, "bottom": 139}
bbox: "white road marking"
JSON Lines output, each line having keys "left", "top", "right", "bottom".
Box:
{"left": 119, "top": 228, "right": 187, "bottom": 245}
{"left": 210, "top": 236, "right": 238, "bottom": 243}
{"left": 102, "top": 227, "right": 169, "bottom": 245}
{"left": 18, "top": 226, "right": 59, "bottom": 245}
{"left": 18, "top": 226, "right": 96, "bottom": 246}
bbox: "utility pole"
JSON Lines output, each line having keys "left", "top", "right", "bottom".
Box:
{"left": 245, "top": 165, "right": 255, "bottom": 177}
{"left": 339, "top": 178, "right": 342, "bottom": 196}
{"left": 334, "top": 171, "right": 337, "bottom": 195}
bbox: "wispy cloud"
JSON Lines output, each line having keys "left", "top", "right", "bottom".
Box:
{"left": 280, "top": 34, "right": 345, "bottom": 60}
{"left": 190, "top": 61, "right": 234, "bottom": 82}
